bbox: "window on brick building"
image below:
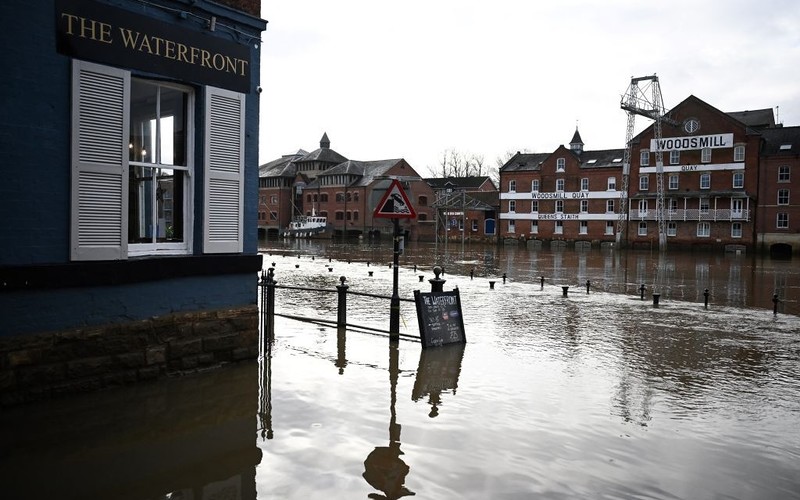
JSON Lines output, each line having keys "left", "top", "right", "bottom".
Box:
{"left": 733, "top": 172, "right": 744, "bottom": 189}
{"left": 556, "top": 179, "right": 565, "bottom": 191}
{"left": 579, "top": 221, "right": 588, "bottom": 234}
{"left": 639, "top": 175, "right": 649, "bottom": 191}
{"left": 778, "top": 165, "right": 790, "bottom": 182}
{"left": 670, "top": 150, "right": 680, "bottom": 165}
{"left": 731, "top": 223, "right": 742, "bottom": 238}
{"left": 556, "top": 158, "right": 565, "bottom": 171}
{"left": 669, "top": 174, "right": 679, "bottom": 190}
{"left": 667, "top": 222, "right": 677, "bottom": 236}
{"left": 531, "top": 179, "right": 540, "bottom": 192}
{"left": 701, "top": 148, "right": 712, "bottom": 163}
{"left": 697, "top": 222, "right": 710, "bottom": 237}
{"left": 734, "top": 145, "right": 745, "bottom": 162}
{"left": 700, "top": 173, "right": 711, "bottom": 189}
{"left": 509, "top": 200, "right": 516, "bottom": 212}
{"left": 531, "top": 221, "right": 538, "bottom": 234}
{"left": 778, "top": 189, "right": 790, "bottom": 205}
{"left": 638, "top": 222, "right": 647, "bottom": 236}
{"left": 640, "top": 150, "right": 649, "bottom": 166}
{"left": 777, "top": 213, "right": 789, "bottom": 228}
{"left": 555, "top": 221, "right": 563, "bottom": 234}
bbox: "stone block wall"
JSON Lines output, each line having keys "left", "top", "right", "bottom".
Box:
{"left": 0, "top": 306, "right": 259, "bottom": 406}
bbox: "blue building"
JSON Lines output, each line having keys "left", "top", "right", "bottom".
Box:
{"left": 0, "top": 0, "right": 266, "bottom": 404}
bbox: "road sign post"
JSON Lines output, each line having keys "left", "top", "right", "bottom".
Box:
{"left": 373, "top": 179, "right": 417, "bottom": 339}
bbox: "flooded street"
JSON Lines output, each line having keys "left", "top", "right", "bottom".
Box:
{"left": 2, "top": 240, "right": 799, "bottom": 499}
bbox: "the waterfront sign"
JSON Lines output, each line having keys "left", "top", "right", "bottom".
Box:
{"left": 55, "top": 0, "right": 252, "bottom": 93}
{"left": 650, "top": 133, "right": 733, "bottom": 152}
{"left": 414, "top": 290, "right": 466, "bottom": 349}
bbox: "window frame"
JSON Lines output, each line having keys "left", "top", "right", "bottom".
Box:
{"left": 697, "top": 222, "right": 711, "bottom": 237}
{"left": 778, "top": 165, "right": 790, "bottom": 182}
{"left": 640, "top": 150, "right": 650, "bottom": 166}
{"left": 670, "top": 150, "right": 680, "bottom": 165}
{"left": 732, "top": 172, "right": 744, "bottom": 189}
{"left": 700, "top": 173, "right": 711, "bottom": 189}
{"left": 556, "top": 157, "right": 565, "bottom": 171}
{"left": 701, "top": 147, "right": 712, "bottom": 163}
{"left": 734, "top": 145, "right": 745, "bottom": 162}
{"left": 777, "top": 212, "right": 789, "bottom": 229}
{"left": 778, "top": 189, "right": 790, "bottom": 205}
{"left": 639, "top": 175, "right": 649, "bottom": 191}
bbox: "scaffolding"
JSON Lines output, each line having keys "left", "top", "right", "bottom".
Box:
{"left": 432, "top": 191, "right": 496, "bottom": 253}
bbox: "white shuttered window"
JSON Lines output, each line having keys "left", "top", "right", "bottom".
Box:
{"left": 204, "top": 86, "right": 245, "bottom": 253}
{"left": 71, "top": 61, "right": 130, "bottom": 261}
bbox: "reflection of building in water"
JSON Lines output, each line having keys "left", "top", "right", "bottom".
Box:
{"left": 411, "top": 343, "right": 466, "bottom": 418}
{"left": 364, "top": 341, "right": 415, "bottom": 499}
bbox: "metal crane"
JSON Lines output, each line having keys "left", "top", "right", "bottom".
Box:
{"left": 616, "top": 75, "right": 670, "bottom": 251}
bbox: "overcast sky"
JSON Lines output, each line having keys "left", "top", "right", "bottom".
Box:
{"left": 258, "top": 0, "right": 800, "bottom": 175}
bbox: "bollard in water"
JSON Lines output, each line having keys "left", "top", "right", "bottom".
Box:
{"left": 328, "top": 267, "right": 333, "bottom": 272}
{"left": 368, "top": 271, "right": 373, "bottom": 277}
{"left": 429, "top": 266, "right": 446, "bottom": 293}
{"left": 336, "top": 276, "right": 348, "bottom": 327}
{"left": 562, "top": 286, "right": 569, "bottom": 297}
{"left": 586, "top": 280, "right": 590, "bottom": 294}
{"left": 503, "top": 273, "right": 507, "bottom": 284}
{"left": 773, "top": 293, "right": 779, "bottom": 315}
{"left": 295, "top": 264, "right": 299, "bottom": 268}
{"left": 470, "top": 269, "right": 474, "bottom": 280}
{"left": 704, "top": 288, "right": 709, "bottom": 309}
{"left": 312, "top": 256, "right": 315, "bottom": 260}
{"left": 639, "top": 283, "right": 646, "bottom": 300}
{"left": 489, "top": 281, "right": 496, "bottom": 289}
{"left": 414, "top": 264, "right": 417, "bottom": 272}
{"left": 419, "top": 275, "right": 424, "bottom": 282}
{"left": 271, "top": 262, "right": 276, "bottom": 267}
{"left": 652, "top": 293, "right": 661, "bottom": 307}
{"left": 367, "top": 261, "right": 370, "bottom": 266}
{"left": 329, "top": 258, "right": 332, "bottom": 262}
{"left": 540, "top": 276, "right": 545, "bottom": 288}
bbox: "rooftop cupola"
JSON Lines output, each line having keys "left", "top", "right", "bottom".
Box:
{"left": 320, "top": 132, "right": 330, "bottom": 149}
{"left": 569, "top": 127, "right": 584, "bottom": 155}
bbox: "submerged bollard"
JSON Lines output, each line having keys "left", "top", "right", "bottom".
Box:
{"left": 470, "top": 269, "right": 474, "bottom": 280}
{"left": 419, "top": 275, "right": 424, "bottom": 282}
{"left": 429, "top": 266, "right": 445, "bottom": 293}
{"left": 503, "top": 273, "right": 507, "bottom": 284}
{"left": 414, "top": 264, "right": 417, "bottom": 272}
{"left": 368, "top": 271, "right": 373, "bottom": 277}
{"left": 562, "top": 286, "right": 569, "bottom": 297}
{"left": 704, "top": 288, "right": 710, "bottom": 309}
{"left": 652, "top": 293, "right": 661, "bottom": 307}
{"left": 586, "top": 280, "right": 591, "bottom": 294}
{"left": 639, "top": 283, "right": 646, "bottom": 300}
{"left": 328, "top": 267, "right": 333, "bottom": 272}
{"left": 336, "top": 276, "right": 348, "bottom": 328}
{"left": 540, "top": 276, "right": 545, "bottom": 288}
{"left": 773, "top": 293, "right": 779, "bottom": 315}
{"left": 489, "top": 281, "right": 496, "bottom": 289}
{"left": 295, "top": 264, "right": 299, "bottom": 268}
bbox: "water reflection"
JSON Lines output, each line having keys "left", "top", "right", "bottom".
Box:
{"left": 411, "top": 343, "right": 465, "bottom": 418}
{"left": 260, "top": 239, "right": 799, "bottom": 313}
{"left": 363, "top": 341, "right": 415, "bottom": 499}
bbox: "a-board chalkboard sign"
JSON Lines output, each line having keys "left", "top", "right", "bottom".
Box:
{"left": 413, "top": 289, "right": 466, "bottom": 349}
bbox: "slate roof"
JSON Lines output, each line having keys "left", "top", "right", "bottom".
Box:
{"left": 258, "top": 150, "right": 306, "bottom": 177}
{"left": 760, "top": 126, "right": 800, "bottom": 155}
{"left": 295, "top": 146, "right": 348, "bottom": 165}
{"left": 727, "top": 108, "right": 775, "bottom": 129}
{"left": 308, "top": 159, "right": 407, "bottom": 187}
{"left": 570, "top": 128, "right": 584, "bottom": 146}
{"left": 499, "top": 152, "right": 550, "bottom": 172}
{"left": 578, "top": 148, "right": 626, "bottom": 169}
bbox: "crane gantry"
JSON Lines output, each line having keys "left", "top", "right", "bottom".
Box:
{"left": 616, "top": 75, "right": 673, "bottom": 251}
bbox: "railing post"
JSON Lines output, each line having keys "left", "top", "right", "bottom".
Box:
{"left": 262, "top": 268, "right": 275, "bottom": 341}
{"left": 773, "top": 293, "right": 779, "bottom": 315}
{"left": 703, "top": 288, "right": 710, "bottom": 309}
{"left": 337, "top": 276, "right": 349, "bottom": 328}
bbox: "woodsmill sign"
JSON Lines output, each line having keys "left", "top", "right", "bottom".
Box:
{"left": 55, "top": 0, "right": 252, "bottom": 93}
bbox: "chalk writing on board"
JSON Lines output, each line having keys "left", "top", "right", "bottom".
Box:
{"left": 414, "top": 290, "right": 466, "bottom": 349}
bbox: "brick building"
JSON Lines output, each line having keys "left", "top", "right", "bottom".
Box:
{"left": 499, "top": 97, "right": 799, "bottom": 254}
{"left": 499, "top": 129, "right": 625, "bottom": 247}
{"left": 625, "top": 96, "right": 762, "bottom": 251}
{"left": 757, "top": 126, "right": 800, "bottom": 255}
{"left": 425, "top": 177, "right": 499, "bottom": 241}
{"left": 259, "top": 135, "right": 436, "bottom": 240}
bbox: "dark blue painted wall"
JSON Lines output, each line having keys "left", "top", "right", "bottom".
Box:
{"left": 0, "top": 0, "right": 265, "bottom": 336}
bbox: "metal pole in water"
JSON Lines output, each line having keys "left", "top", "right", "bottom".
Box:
{"left": 389, "top": 219, "right": 401, "bottom": 339}
{"left": 773, "top": 293, "right": 779, "bottom": 315}
{"left": 336, "top": 276, "right": 348, "bottom": 328}
{"left": 704, "top": 288, "right": 710, "bottom": 309}
{"left": 586, "top": 280, "right": 591, "bottom": 294}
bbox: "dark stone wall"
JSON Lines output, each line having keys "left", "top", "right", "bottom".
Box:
{"left": 1, "top": 305, "right": 259, "bottom": 406}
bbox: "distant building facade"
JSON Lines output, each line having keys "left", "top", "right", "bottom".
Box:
{"left": 500, "top": 129, "right": 625, "bottom": 248}
{"left": 499, "top": 96, "right": 799, "bottom": 254}
{"left": 259, "top": 134, "right": 436, "bottom": 240}
{"left": 425, "top": 176, "right": 499, "bottom": 241}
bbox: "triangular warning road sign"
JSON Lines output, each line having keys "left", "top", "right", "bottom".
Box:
{"left": 373, "top": 179, "right": 417, "bottom": 219}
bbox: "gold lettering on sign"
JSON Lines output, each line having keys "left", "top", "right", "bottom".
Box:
{"left": 60, "top": 9, "right": 250, "bottom": 78}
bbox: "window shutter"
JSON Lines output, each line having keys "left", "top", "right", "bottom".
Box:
{"left": 70, "top": 60, "right": 129, "bottom": 261}
{"left": 204, "top": 86, "right": 245, "bottom": 253}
